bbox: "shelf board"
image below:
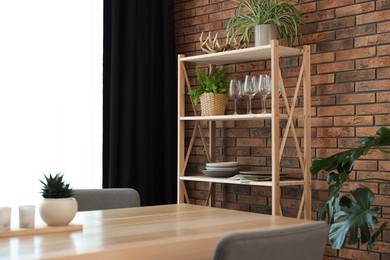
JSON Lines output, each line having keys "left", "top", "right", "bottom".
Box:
{"left": 180, "top": 176, "right": 305, "bottom": 187}
{"left": 180, "top": 113, "right": 289, "bottom": 121}
{"left": 180, "top": 45, "right": 302, "bottom": 65}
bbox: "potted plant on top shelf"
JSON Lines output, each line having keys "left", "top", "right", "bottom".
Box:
{"left": 226, "top": 0, "right": 304, "bottom": 47}
{"left": 188, "top": 66, "right": 229, "bottom": 116}
{"left": 310, "top": 127, "right": 390, "bottom": 253}
{"left": 39, "top": 173, "right": 78, "bottom": 226}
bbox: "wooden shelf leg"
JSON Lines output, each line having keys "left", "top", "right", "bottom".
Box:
{"left": 271, "top": 40, "right": 281, "bottom": 216}
{"left": 303, "top": 45, "right": 312, "bottom": 220}
{"left": 177, "top": 55, "right": 185, "bottom": 204}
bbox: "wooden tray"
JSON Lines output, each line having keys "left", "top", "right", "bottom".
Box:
{"left": 0, "top": 224, "right": 83, "bottom": 238}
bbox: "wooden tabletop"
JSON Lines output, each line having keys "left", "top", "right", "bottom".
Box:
{"left": 0, "top": 204, "right": 313, "bottom": 259}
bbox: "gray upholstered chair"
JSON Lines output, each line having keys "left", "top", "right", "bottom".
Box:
{"left": 73, "top": 188, "right": 140, "bottom": 211}
{"left": 212, "top": 221, "right": 329, "bottom": 260}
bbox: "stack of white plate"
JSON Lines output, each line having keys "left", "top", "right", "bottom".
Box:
{"left": 202, "top": 162, "right": 239, "bottom": 178}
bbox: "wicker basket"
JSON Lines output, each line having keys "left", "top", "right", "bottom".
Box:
{"left": 199, "top": 93, "right": 227, "bottom": 116}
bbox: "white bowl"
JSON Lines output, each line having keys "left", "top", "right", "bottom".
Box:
{"left": 205, "top": 162, "right": 238, "bottom": 168}
{"left": 202, "top": 170, "right": 237, "bottom": 178}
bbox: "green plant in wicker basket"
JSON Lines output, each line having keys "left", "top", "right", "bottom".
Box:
{"left": 188, "top": 66, "right": 229, "bottom": 105}
{"left": 310, "top": 127, "right": 390, "bottom": 253}
{"left": 226, "top": 0, "right": 304, "bottom": 46}
{"left": 40, "top": 173, "right": 74, "bottom": 198}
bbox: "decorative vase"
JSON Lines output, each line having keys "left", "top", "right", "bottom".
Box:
{"left": 39, "top": 198, "right": 78, "bottom": 226}
{"left": 254, "top": 24, "right": 277, "bottom": 46}
{"left": 199, "top": 93, "right": 227, "bottom": 116}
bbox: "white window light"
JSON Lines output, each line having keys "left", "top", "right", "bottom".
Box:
{"left": 0, "top": 0, "right": 103, "bottom": 206}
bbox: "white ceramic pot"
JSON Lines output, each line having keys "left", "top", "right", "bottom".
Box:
{"left": 254, "top": 24, "right": 277, "bottom": 46}
{"left": 39, "top": 198, "right": 78, "bottom": 226}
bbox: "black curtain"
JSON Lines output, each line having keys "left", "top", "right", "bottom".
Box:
{"left": 103, "top": 0, "right": 177, "bottom": 206}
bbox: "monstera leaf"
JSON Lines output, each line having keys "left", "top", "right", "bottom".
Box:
{"left": 328, "top": 188, "right": 385, "bottom": 253}
{"left": 319, "top": 172, "right": 346, "bottom": 224}
{"left": 311, "top": 150, "right": 351, "bottom": 175}
{"left": 311, "top": 127, "right": 390, "bottom": 250}
{"left": 311, "top": 127, "right": 390, "bottom": 176}
{"left": 368, "top": 127, "right": 390, "bottom": 148}
{"left": 311, "top": 127, "right": 390, "bottom": 252}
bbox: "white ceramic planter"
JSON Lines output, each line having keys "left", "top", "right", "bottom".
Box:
{"left": 254, "top": 24, "right": 277, "bottom": 46}
{"left": 39, "top": 198, "right": 78, "bottom": 226}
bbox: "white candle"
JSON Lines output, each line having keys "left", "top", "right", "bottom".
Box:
{"left": 19, "top": 205, "right": 35, "bottom": 229}
{"left": 0, "top": 207, "right": 11, "bottom": 231}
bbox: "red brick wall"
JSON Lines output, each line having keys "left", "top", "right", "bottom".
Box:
{"left": 174, "top": 0, "right": 390, "bottom": 259}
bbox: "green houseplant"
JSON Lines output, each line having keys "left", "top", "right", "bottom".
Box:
{"left": 40, "top": 173, "right": 74, "bottom": 198}
{"left": 39, "top": 173, "right": 78, "bottom": 226}
{"left": 226, "top": 0, "right": 304, "bottom": 47}
{"left": 188, "top": 66, "right": 229, "bottom": 116}
{"left": 310, "top": 127, "right": 390, "bottom": 253}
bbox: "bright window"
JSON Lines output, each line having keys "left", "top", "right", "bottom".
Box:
{"left": 0, "top": 0, "right": 103, "bottom": 206}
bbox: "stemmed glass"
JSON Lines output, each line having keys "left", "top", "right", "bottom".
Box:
{"left": 243, "top": 75, "right": 258, "bottom": 114}
{"left": 229, "top": 80, "right": 242, "bottom": 115}
{"left": 258, "top": 75, "right": 271, "bottom": 113}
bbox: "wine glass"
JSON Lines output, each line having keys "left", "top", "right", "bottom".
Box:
{"left": 229, "top": 80, "right": 242, "bottom": 115}
{"left": 258, "top": 75, "right": 271, "bottom": 113}
{"left": 243, "top": 75, "right": 257, "bottom": 114}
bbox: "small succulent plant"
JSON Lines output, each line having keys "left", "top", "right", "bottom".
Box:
{"left": 40, "top": 173, "right": 74, "bottom": 198}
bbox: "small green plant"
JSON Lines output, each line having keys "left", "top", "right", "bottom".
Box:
{"left": 188, "top": 66, "right": 229, "bottom": 105}
{"left": 311, "top": 127, "right": 390, "bottom": 253}
{"left": 226, "top": 0, "right": 304, "bottom": 46}
{"left": 40, "top": 173, "right": 74, "bottom": 198}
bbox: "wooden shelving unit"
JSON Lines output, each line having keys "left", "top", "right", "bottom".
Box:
{"left": 177, "top": 40, "right": 312, "bottom": 220}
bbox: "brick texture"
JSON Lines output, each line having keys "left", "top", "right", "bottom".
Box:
{"left": 175, "top": 0, "right": 390, "bottom": 259}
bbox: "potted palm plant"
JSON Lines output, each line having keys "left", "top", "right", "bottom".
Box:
{"left": 226, "top": 0, "right": 304, "bottom": 47}
{"left": 310, "top": 127, "right": 390, "bottom": 253}
{"left": 188, "top": 66, "right": 229, "bottom": 116}
{"left": 39, "top": 173, "right": 78, "bottom": 226}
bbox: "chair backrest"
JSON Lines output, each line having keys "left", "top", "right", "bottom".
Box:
{"left": 212, "top": 221, "right": 329, "bottom": 260}
{"left": 73, "top": 188, "right": 140, "bottom": 211}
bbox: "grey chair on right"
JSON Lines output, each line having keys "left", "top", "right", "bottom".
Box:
{"left": 212, "top": 221, "right": 329, "bottom": 260}
{"left": 73, "top": 188, "right": 140, "bottom": 211}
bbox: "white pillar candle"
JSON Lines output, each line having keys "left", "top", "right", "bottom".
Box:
{"left": 0, "top": 207, "right": 11, "bottom": 231}
{"left": 19, "top": 205, "right": 35, "bottom": 229}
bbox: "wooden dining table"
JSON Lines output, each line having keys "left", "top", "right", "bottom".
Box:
{"left": 0, "top": 204, "right": 314, "bottom": 259}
